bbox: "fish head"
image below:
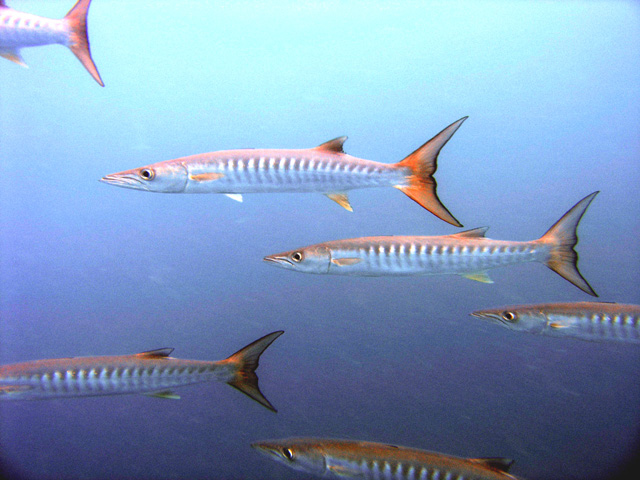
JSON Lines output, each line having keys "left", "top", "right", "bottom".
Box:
{"left": 100, "top": 161, "right": 188, "bottom": 193}
{"left": 251, "top": 438, "right": 326, "bottom": 475}
{"left": 470, "top": 306, "right": 546, "bottom": 334}
{"left": 263, "top": 245, "right": 331, "bottom": 274}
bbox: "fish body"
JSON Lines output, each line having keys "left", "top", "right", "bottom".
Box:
{"left": 0, "top": 0, "right": 103, "bottom": 85}
{"left": 264, "top": 192, "right": 599, "bottom": 296}
{"left": 471, "top": 302, "right": 640, "bottom": 344}
{"left": 0, "top": 331, "right": 284, "bottom": 411}
{"left": 252, "top": 437, "right": 519, "bottom": 480}
{"left": 101, "top": 118, "right": 469, "bottom": 226}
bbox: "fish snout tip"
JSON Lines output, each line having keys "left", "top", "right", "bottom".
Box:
{"left": 263, "top": 254, "right": 288, "bottom": 266}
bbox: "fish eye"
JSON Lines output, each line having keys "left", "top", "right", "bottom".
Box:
{"left": 282, "top": 448, "right": 294, "bottom": 461}
{"left": 139, "top": 168, "right": 155, "bottom": 181}
{"left": 502, "top": 311, "right": 517, "bottom": 322}
{"left": 291, "top": 251, "right": 304, "bottom": 263}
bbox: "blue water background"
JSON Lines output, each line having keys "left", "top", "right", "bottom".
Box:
{"left": 1, "top": 1, "right": 639, "bottom": 479}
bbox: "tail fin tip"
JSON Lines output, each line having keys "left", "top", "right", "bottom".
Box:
{"left": 64, "top": 0, "right": 104, "bottom": 86}
{"left": 540, "top": 191, "right": 599, "bottom": 297}
{"left": 225, "top": 330, "right": 284, "bottom": 412}
{"left": 396, "top": 117, "right": 467, "bottom": 227}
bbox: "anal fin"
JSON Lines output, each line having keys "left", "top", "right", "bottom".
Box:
{"left": 144, "top": 390, "right": 181, "bottom": 400}
{"left": 461, "top": 271, "right": 494, "bottom": 283}
{"left": 325, "top": 192, "right": 353, "bottom": 212}
{"left": 0, "top": 49, "right": 27, "bottom": 68}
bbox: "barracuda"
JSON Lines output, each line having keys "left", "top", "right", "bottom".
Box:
{"left": 0, "top": 331, "right": 284, "bottom": 411}
{"left": 472, "top": 302, "right": 640, "bottom": 344}
{"left": 265, "top": 192, "right": 599, "bottom": 296}
{"left": 0, "top": 0, "right": 103, "bottom": 85}
{"left": 101, "top": 118, "right": 468, "bottom": 226}
{"left": 252, "top": 438, "right": 520, "bottom": 480}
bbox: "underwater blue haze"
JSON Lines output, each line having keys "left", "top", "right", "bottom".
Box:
{"left": 0, "top": 1, "right": 639, "bottom": 479}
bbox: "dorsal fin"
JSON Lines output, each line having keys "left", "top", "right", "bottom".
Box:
{"left": 136, "top": 348, "right": 174, "bottom": 358}
{"left": 468, "top": 457, "right": 514, "bottom": 473}
{"left": 450, "top": 227, "right": 489, "bottom": 238}
{"left": 314, "top": 136, "right": 347, "bottom": 153}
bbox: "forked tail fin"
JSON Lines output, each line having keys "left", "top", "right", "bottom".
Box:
{"left": 395, "top": 117, "right": 467, "bottom": 227}
{"left": 538, "top": 191, "right": 599, "bottom": 296}
{"left": 64, "top": 0, "right": 104, "bottom": 86}
{"left": 223, "top": 331, "right": 284, "bottom": 412}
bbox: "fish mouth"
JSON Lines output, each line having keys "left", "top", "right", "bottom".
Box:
{"left": 250, "top": 442, "right": 280, "bottom": 459}
{"left": 100, "top": 173, "right": 147, "bottom": 190}
{"left": 470, "top": 311, "right": 505, "bottom": 325}
{"left": 263, "top": 254, "right": 294, "bottom": 268}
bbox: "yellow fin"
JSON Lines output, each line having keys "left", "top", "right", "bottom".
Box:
{"left": 461, "top": 271, "right": 494, "bottom": 283}
{"left": 325, "top": 192, "right": 353, "bottom": 212}
{"left": 0, "top": 385, "right": 33, "bottom": 395}
{"left": 0, "top": 50, "right": 28, "bottom": 68}
{"left": 144, "top": 390, "right": 180, "bottom": 400}
{"left": 549, "top": 322, "right": 570, "bottom": 329}
{"left": 189, "top": 172, "right": 225, "bottom": 181}
{"left": 327, "top": 465, "right": 361, "bottom": 477}
{"left": 331, "top": 257, "right": 362, "bottom": 266}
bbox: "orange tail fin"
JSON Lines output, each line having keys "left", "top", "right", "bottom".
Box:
{"left": 64, "top": 0, "right": 103, "bottom": 86}
{"left": 223, "top": 331, "right": 284, "bottom": 412}
{"left": 395, "top": 117, "right": 467, "bottom": 227}
{"left": 538, "top": 192, "right": 599, "bottom": 296}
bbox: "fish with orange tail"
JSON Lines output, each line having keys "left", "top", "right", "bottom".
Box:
{"left": 101, "top": 118, "right": 468, "bottom": 226}
{"left": 0, "top": 0, "right": 103, "bottom": 86}
{"left": 0, "top": 331, "right": 284, "bottom": 411}
{"left": 252, "top": 437, "right": 522, "bottom": 479}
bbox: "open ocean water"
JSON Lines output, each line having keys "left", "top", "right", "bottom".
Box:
{"left": 1, "top": 1, "right": 639, "bottom": 479}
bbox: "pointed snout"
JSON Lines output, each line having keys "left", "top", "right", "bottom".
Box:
{"left": 263, "top": 254, "right": 294, "bottom": 268}
{"left": 470, "top": 310, "right": 504, "bottom": 325}
{"left": 251, "top": 440, "right": 280, "bottom": 458}
{"left": 100, "top": 172, "right": 145, "bottom": 189}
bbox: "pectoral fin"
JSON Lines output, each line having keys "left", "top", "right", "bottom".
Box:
{"left": 325, "top": 192, "right": 353, "bottom": 212}
{"left": 331, "top": 257, "right": 362, "bottom": 266}
{"left": 0, "top": 385, "right": 33, "bottom": 395}
{"left": 0, "top": 49, "right": 27, "bottom": 67}
{"left": 189, "top": 172, "right": 224, "bottom": 182}
{"left": 144, "top": 390, "right": 181, "bottom": 400}
{"left": 549, "top": 322, "right": 570, "bottom": 329}
{"left": 225, "top": 194, "right": 243, "bottom": 202}
{"left": 461, "top": 271, "right": 494, "bottom": 283}
{"left": 327, "top": 465, "right": 362, "bottom": 477}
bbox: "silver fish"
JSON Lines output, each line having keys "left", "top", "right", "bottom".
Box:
{"left": 264, "top": 192, "right": 599, "bottom": 296}
{"left": 252, "top": 437, "right": 520, "bottom": 480}
{"left": 0, "top": 0, "right": 103, "bottom": 85}
{"left": 471, "top": 302, "right": 640, "bottom": 344}
{"left": 0, "top": 331, "right": 284, "bottom": 411}
{"left": 101, "top": 118, "right": 469, "bottom": 226}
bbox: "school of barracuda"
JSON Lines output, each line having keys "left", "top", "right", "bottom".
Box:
{"left": 1, "top": 1, "right": 637, "bottom": 479}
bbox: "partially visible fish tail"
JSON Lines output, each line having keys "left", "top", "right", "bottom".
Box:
{"left": 538, "top": 191, "right": 599, "bottom": 296}
{"left": 64, "top": 0, "right": 103, "bottom": 86}
{"left": 395, "top": 117, "right": 467, "bottom": 227}
{"left": 222, "top": 331, "right": 284, "bottom": 412}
